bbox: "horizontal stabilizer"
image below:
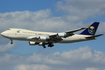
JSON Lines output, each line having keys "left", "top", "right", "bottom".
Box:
{"left": 86, "top": 34, "right": 103, "bottom": 39}
{"left": 92, "top": 34, "right": 103, "bottom": 37}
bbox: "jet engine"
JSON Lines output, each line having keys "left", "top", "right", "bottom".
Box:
{"left": 58, "top": 32, "right": 74, "bottom": 37}
{"left": 39, "top": 36, "right": 49, "bottom": 40}
{"left": 29, "top": 41, "right": 39, "bottom": 45}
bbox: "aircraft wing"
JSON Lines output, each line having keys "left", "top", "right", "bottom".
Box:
{"left": 49, "top": 27, "right": 86, "bottom": 38}
{"left": 47, "top": 27, "right": 86, "bottom": 41}
{"left": 65, "top": 27, "right": 85, "bottom": 33}
{"left": 27, "top": 27, "right": 86, "bottom": 42}
{"left": 49, "top": 27, "right": 86, "bottom": 40}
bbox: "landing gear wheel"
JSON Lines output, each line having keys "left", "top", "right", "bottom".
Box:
{"left": 48, "top": 44, "right": 54, "bottom": 47}
{"left": 43, "top": 45, "right": 46, "bottom": 48}
{"left": 10, "top": 39, "right": 13, "bottom": 44}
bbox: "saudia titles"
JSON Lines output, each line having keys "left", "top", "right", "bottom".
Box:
{"left": 88, "top": 26, "right": 95, "bottom": 34}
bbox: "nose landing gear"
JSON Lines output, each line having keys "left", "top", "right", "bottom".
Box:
{"left": 10, "top": 39, "right": 13, "bottom": 44}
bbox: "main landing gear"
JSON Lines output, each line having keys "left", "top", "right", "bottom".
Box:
{"left": 48, "top": 44, "right": 54, "bottom": 47}
{"left": 42, "top": 43, "right": 54, "bottom": 48}
{"left": 10, "top": 39, "right": 13, "bottom": 44}
{"left": 43, "top": 45, "right": 46, "bottom": 48}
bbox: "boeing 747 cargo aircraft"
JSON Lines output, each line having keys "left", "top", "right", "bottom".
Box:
{"left": 1, "top": 22, "right": 103, "bottom": 48}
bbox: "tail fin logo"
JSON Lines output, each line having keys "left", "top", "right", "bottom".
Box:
{"left": 88, "top": 26, "right": 95, "bottom": 34}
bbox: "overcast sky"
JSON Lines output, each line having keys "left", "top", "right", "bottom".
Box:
{"left": 0, "top": 0, "right": 105, "bottom": 70}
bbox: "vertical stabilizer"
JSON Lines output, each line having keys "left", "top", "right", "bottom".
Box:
{"left": 80, "top": 22, "right": 99, "bottom": 35}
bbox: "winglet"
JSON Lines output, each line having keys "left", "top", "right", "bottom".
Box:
{"left": 80, "top": 22, "right": 99, "bottom": 35}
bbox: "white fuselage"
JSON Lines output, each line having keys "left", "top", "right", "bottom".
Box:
{"left": 1, "top": 28, "right": 95, "bottom": 43}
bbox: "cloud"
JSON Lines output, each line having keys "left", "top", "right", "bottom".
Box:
{"left": 85, "top": 67, "right": 99, "bottom": 70}
{"left": 13, "top": 64, "right": 51, "bottom": 70}
{"left": 0, "top": 9, "right": 83, "bottom": 32}
{"left": 56, "top": 0, "right": 105, "bottom": 19}
{"left": 0, "top": 42, "right": 15, "bottom": 52}
{"left": 98, "top": 22, "right": 105, "bottom": 33}
{"left": 0, "top": 10, "right": 52, "bottom": 31}
{"left": 0, "top": 47, "right": 105, "bottom": 70}
{"left": 56, "top": 0, "right": 105, "bottom": 33}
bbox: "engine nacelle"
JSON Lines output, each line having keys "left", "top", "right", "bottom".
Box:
{"left": 40, "top": 36, "right": 49, "bottom": 41}
{"left": 58, "top": 32, "right": 67, "bottom": 37}
{"left": 58, "top": 32, "right": 74, "bottom": 37}
{"left": 39, "top": 42, "right": 44, "bottom": 46}
{"left": 29, "top": 41, "right": 39, "bottom": 45}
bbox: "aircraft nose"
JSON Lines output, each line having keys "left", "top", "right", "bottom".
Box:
{"left": 1, "top": 32, "right": 4, "bottom": 36}
{"left": 1, "top": 31, "right": 9, "bottom": 38}
{"left": 1, "top": 31, "right": 7, "bottom": 36}
{"left": 1, "top": 32, "right": 5, "bottom": 36}
{"left": 1, "top": 30, "right": 11, "bottom": 38}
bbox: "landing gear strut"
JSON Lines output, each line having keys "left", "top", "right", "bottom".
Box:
{"left": 10, "top": 39, "right": 13, "bottom": 44}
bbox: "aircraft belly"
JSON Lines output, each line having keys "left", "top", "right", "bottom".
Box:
{"left": 3, "top": 35, "right": 28, "bottom": 40}
{"left": 4, "top": 35, "right": 49, "bottom": 43}
{"left": 59, "top": 38, "right": 87, "bottom": 43}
